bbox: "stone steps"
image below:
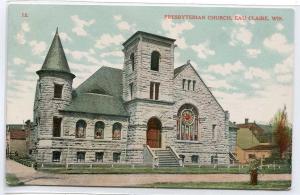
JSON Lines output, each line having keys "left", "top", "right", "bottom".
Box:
{"left": 154, "top": 149, "right": 180, "bottom": 167}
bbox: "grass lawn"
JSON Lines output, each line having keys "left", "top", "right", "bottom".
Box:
{"left": 141, "top": 180, "right": 291, "bottom": 190}
{"left": 40, "top": 165, "right": 291, "bottom": 174}
{"left": 6, "top": 174, "right": 24, "bottom": 186}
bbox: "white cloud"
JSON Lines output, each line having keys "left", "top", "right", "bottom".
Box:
{"left": 250, "top": 83, "right": 261, "bottom": 89}
{"left": 230, "top": 27, "right": 253, "bottom": 46}
{"left": 263, "top": 33, "right": 293, "bottom": 54}
{"left": 13, "top": 57, "right": 26, "bottom": 65}
{"left": 21, "top": 21, "right": 30, "bottom": 32}
{"left": 276, "top": 23, "right": 284, "bottom": 31}
{"left": 25, "top": 63, "right": 41, "bottom": 73}
{"left": 207, "top": 61, "right": 245, "bottom": 76}
{"left": 244, "top": 67, "right": 271, "bottom": 80}
{"left": 29, "top": 40, "right": 47, "bottom": 55}
{"left": 59, "top": 32, "right": 72, "bottom": 42}
{"left": 16, "top": 32, "right": 26, "bottom": 45}
{"left": 16, "top": 21, "right": 30, "bottom": 45}
{"left": 208, "top": 80, "right": 235, "bottom": 90}
{"left": 274, "top": 55, "right": 294, "bottom": 84}
{"left": 65, "top": 48, "right": 100, "bottom": 64}
{"left": 212, "top": 83, "right": 293, "bottom": 123}
{"left": 201, "top": 73, "right": 235, "bottom": 90}
{"left": 71, "top": 15, "right": 95, "bottom": 36}
{"left": 100, "top": 51, "right": 123, "bottom": 58}
{"left": 276, "top": 74, "right": 293, "bottom": 83}
{"left": 274, "top": 55, "right": 293, "bottom": 75}
{"left": 161, "top": 19, "right": 194, "bottom": 49}
{"left": 191, "top": 41, "right": 215, "bottom": 59}
{"left": 113, "top": 15, "right": 136, "bottom": 32}
{"left": 94, "top": 34, "right": 125, "bottom": 49}
{"left": 246, "top": 48, "right": 261, "bottom": 58}
{"left": 113, "top": 15, "right": 122, "bottom": 21}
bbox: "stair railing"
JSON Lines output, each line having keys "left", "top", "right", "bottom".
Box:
{"left": 167, "top": 146, "right": 183, "bottom": 167}
{"left": 143, "top": 144, "right": 159, "bottom": 168}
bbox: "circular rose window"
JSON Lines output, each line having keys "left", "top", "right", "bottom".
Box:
{"left": 181, "top": 109, "right": 195, "bottom": 126}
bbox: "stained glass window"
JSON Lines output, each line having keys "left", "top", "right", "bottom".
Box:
{"left": 177, "top": 104, "right": 199, "bottom": 141}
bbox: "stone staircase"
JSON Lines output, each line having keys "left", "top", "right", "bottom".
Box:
{"left": 154, "top": 149, "right": 181, "bottom": 167}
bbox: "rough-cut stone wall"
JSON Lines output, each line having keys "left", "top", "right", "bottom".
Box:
{"left": 137, "top": 38, "right": 175, "bottom": 102}
{"left": 125, "top": 100, "right": 173, "bottom": 163}
{"left": 171, "top": 65, "right": 230, "bottom": 165}
{"left": 229, "top": 128, "right": 237, "bottom": 154}
{"left": 35, "top": 111, "right": 128, "bottom": 163}
{"left": 33, "top": 72, "right": 73, "bottom": 162}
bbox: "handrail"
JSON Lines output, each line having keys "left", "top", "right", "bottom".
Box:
{"left": 167, "top": 145, "right": 183, "bottom": 167}
{"left": 145, "top": 145, "right": 158, "bottom": 159}
{"left": 143, "top": 144, "right": 158, "bottom": 168}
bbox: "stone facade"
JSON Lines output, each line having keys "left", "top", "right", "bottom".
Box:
{"left": 32, "top": 31, "right": 231, "bottom": 166}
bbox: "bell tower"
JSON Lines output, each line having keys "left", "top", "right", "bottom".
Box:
{"left": 122, "top": 31, "right": 176, "bottom": 163}
{"left": 122, "top": 31, "right": 176, "bottom": 103}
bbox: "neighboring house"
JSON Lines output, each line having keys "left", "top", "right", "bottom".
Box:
{"left": 32, "top": 30, "right": 232, "bottom": 167}
{"left": 238, "top": 118, "right": 273, "bottom": 143}
{"left": 236, "top": 128, "right": 273, "bottom": 164}
{"left": 6, "top": 124, "right": 27, "bottom": 157}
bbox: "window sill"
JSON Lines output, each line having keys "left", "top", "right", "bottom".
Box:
{"left": 175, "top": 140, "right": 202, "bottom": 144}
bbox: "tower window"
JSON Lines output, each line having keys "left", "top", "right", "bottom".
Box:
{"left": 54, "top": 84, "right": 63, "bottom": 98}
{"left": 187, "top": 80, "right": 191, "bottom": 90}
{"left": 53, "top": 117, "right": 62, "bottom": 137}
{"left": 52, "top": 151, "right": 61, "bottom": 162}
{"left": 130, "top": 53, "right": 135, "bottom": 71}
{"left": 150, "top": 51, "right": 160, "bottom": 71}
{"left": 193, "top": 80, "right": 196, "bottom": 91}
{"left": 150, "top": 82, "right": 160, "bottom": 100}
{"left": 182, "top": 79, "right": 186, "bottom": 90}
{"left": 129, "top": 83, "right": 133, "bottom": 100}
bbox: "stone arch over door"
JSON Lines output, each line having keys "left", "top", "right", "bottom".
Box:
{"left": 146, "top": 117, "right": 162, "bottom": 148}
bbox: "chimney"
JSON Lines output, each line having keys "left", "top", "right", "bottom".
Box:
{"left": 245, "top": 118, "right": 249, "bottom": 124}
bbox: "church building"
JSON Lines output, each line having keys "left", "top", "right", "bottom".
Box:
{"left": 32, "top": 29, "right": 232, "bottom": 167}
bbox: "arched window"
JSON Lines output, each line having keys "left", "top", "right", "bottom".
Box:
{"left": 76, "top": 120, "right": 86, "bottom": 138}
{"left": 176, "top": 104, "right": 199, "bottom": 141}
{"left": 150, "top": 51, "right": 160, "bottom": 71}
{"left": 95, "top": 121, "right": 105, "bottom": 139}
{"left": 130, "top": 53, "right": 135, "bottom": 71}
{"left": 112, "top": 122, "right": 122, "bottom": 140}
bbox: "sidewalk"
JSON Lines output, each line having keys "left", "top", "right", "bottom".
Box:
{"left": 6, "top": 159, "right": 291, "bottom": 187}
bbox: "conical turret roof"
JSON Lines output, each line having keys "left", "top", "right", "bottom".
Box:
{"left": 39, "top": 28, "right": 73, "bottom": 75}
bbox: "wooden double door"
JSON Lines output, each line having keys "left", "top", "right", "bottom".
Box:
{"left": 146, "top": 117, "right": 162, "bottom": 148}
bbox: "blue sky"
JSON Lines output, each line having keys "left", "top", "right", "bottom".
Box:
{"left": 6, "top": 4, "right": 294, "bottom": 124}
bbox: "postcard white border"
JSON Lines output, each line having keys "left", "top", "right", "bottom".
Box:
{"left": 1, "top": 1, "right": 300, "bottom": 195}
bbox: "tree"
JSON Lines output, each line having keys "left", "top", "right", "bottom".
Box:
{"left": 271, "top": 106, "right": 291, "bottom": 159}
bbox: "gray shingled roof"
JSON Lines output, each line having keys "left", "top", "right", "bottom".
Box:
{"left": 63, "top": 93, "right": 128, "bottom": 117}
{"left": 40, "top": 29, "right": 72, "bottom": 74}
{"left": 174, "top": 64, "right": 188, "bottom": 77}
{"left": 63, "top": 66, "right": 129, "bottom": 117}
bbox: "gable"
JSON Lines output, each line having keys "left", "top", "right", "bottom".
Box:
{"left": 174, "top": 63, "right": 225, "bottom": 112}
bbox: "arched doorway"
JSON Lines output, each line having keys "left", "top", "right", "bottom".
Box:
{"left": 147, "top": 117, "right": 162, "bottom": 148}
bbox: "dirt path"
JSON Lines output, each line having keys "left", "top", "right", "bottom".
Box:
{"left": 6, "top": 159, "right": 291, "bottom": 187}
